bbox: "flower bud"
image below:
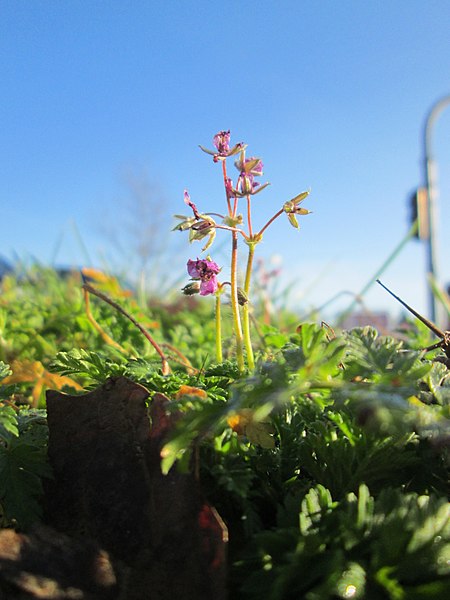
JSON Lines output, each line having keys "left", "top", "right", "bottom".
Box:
{"left": 182, "top": 281, "right": 201, "bottom": 295}
{"left": 237, "top": 287, "right": 249, "bottom": 306}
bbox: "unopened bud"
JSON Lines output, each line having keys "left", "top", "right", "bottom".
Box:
{"left": 182, "top": 281, "right": 201, "bottom": 295}
{"left": 237, "top": 287, "right": 249, "bottom": 306}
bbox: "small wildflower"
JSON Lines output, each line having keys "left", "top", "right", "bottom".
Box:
{"left": 179, "top": 190, "right": 217, "bottom": 251}
{"left": 233, "top": 150, "right": 270, "bottom": 197}
{"left": 187, "top": 257, "right": 221, "bottom": 296}
{"left": 234, "top": 154, "right": 264, "bottom": 177}
{"left": 199, "top": 130, "right": 246, "bottom": 162}
{"left": 213, "top": 130, "right": 231, "bottom": 154}
{"left": 189, "top": 220, "right": 216, "bottom": 251}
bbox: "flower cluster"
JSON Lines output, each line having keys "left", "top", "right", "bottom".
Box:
{"left": 176, "top": 129, "right": 311, "bottom": 370}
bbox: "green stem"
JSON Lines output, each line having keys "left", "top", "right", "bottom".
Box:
{"left": 242, "top": 243, "right": 255, "bottom": 370}
{"left": 83, "top": 283, "right": 170, "bottom": 375}
{"left": 221, "top": 159, "right": 245, "bottom": 371}
{"left": 215, "top": 292, "right": 223, "bottom": 363}
{"left": 231, "top": 231, "right": 245, "bottom": 371}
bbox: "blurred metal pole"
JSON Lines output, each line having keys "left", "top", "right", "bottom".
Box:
{"left": 423, "top": 94, "right": 450, "bottom": 325}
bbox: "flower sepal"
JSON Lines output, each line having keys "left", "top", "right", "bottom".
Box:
{"left": 223, "top": 214, "right": 244, "bottom": 228}
{"left": 199, "top": 142, "right": 246, "bottom": 160}
{"left": 234, "top": 154, "right": 264, "bottom": 176}
{"left": 283, "top": 190, "right": 310, "bottom": 209}
{"left": 172, "top": 215, "right": 197, "bottom": 232}
{"left": 245, "top": 233, "right": 263, "bottom": 248}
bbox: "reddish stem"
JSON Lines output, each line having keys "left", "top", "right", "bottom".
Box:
{"left": 82, "top": 283, "right": 170, "bottom": 375}
{"left": 257, "top": 208, "right": 284, "bottom": 237}
{"left": 246, "top": 195, "right": 253, "bottom": 238}
{"left": 222, "top": 160, "right": 232, "bottom": 216}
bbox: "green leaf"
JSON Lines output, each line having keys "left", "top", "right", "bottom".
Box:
{"left": 343, "top": 327, "right": 433, "bottom": 386}
{"left": 423, "top": 362, "right": 450, "bottom": 406}
{"left": 0, "top": 405, "right": 19, "bottom": 441}
{"left": 0, "top": 361, "right": 12, "bottom": 381}
{"left": 0, "top": 438, "right": 52, "bottom": 527}
{"left": 49, "top": 348, "right": 126, "bottom": 382}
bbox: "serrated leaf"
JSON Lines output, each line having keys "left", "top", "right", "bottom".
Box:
{"left": 49, "top": 348, "right": 125, "bottom": 382}
{"left": 204, "top": 361, "right": 242, "bottom": 379}
{"left": 0, "top": 361, "right": 12, "bottom": 381}
{"left": 423, "top": 362, "right": 450, "bottom": 405}
{"left": 17, "top": 409, "right": 49, "bottom": 447}
{"left": 0, "top": 405, "right": 19, "bottom": 440}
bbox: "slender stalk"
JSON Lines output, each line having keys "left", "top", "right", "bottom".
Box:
{"left": 233, "top": 197, "right": 238, "bottom": 218}
{"left": 247, "top": 195, "right": 253, "bottom": 238}
{"left": 230, "top": 232, "right": 245, "bottom": 371}
{"left": 221, "top": 159, "right": 245, "bottom": 371}
{"left": 222, "top": 161, "right": 232, "bottom": 216}
{"left": 215, "top": 293, "right": 223, "bottom": 363}
{"left": 83, "top": 288, "right": 125, "bottom": 352}
{"left": 160, "top": 342, "right": 197, "bottom": 375}
{"left": 83, "top": 283, "right": 170, "bottom": 375}
{"left": 215, "top": 224, "right": 249, "bottom": 239}
{"left": 242, "top": 242, "right": 255, "bottom": 370}
{"left": 257, "top": 208, "right": 284, "bottom": 237}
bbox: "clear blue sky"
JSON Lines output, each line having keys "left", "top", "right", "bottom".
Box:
{"left": 1, "top": 0, "right": 450, "bottom": 321}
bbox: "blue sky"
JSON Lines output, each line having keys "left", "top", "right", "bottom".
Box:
{"left": 1, "top": 1, "right": 450, "bottom": 322}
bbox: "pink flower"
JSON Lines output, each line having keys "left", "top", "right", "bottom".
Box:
{"left": 199, "top": 130, "right": 246, "bottom": 162}
{"left": 187, "top": 258, "right": 221, "bottom": 296}
{"left": 232, "top": 152, "right": 270, "bottom": 197}
{"left": 213, "top": 130, "right": 231, "bottom": 154}
{"left": 235, "top": 156, "right": 264, "bottom": 177}
{"left": 199, "top": 277, "right": 218, "bottom": 296}
{"left": 236, "top": 172, "right": 259, "bottom": 195}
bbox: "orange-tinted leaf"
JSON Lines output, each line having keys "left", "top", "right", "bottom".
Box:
{"left": 227, "top": 408, "right": 275, "bottom": 448}
{"left": 176, "top": 385, "right": 208, "bottom": 400}
{"left": 3, "top": 360, "right": 82, "bottom": 407}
